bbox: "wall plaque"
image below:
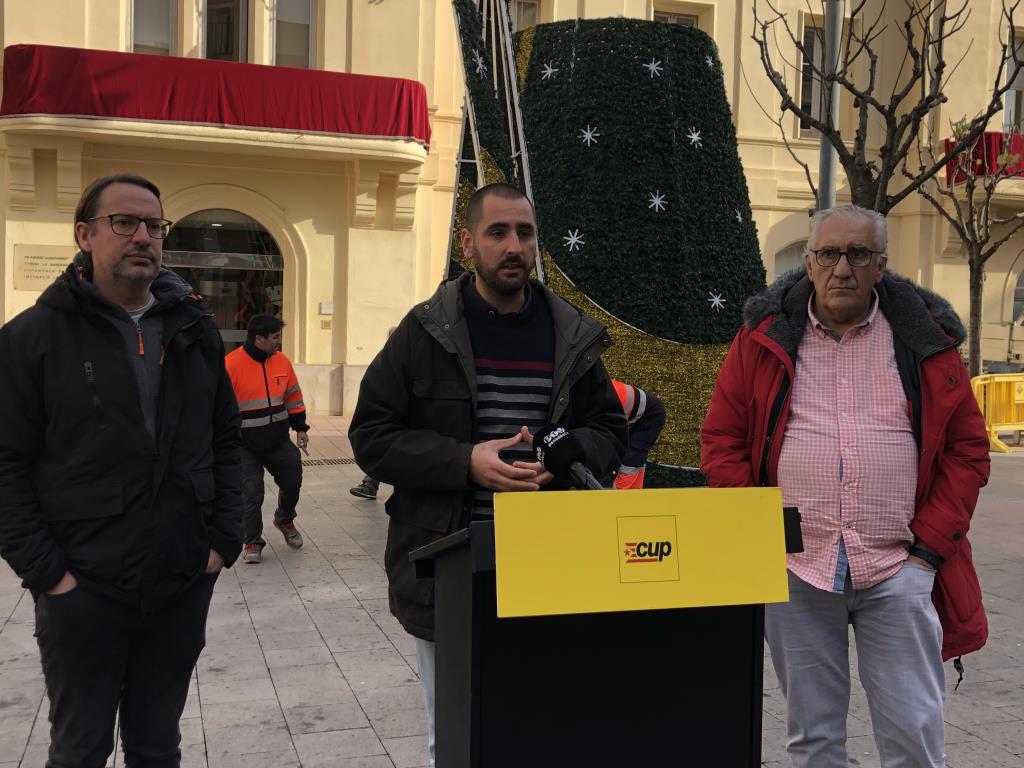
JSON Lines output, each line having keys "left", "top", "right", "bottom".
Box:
{"left": 14, "top": 245, "right": 75, "bottom": 291}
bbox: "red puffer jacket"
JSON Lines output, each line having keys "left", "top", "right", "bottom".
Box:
{"left": 701, "top": 271, "right": 991, "bottom": 660}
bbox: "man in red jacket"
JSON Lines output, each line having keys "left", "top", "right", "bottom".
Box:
{"left": 701, "top": 205, "right": 990, "bottom": 768}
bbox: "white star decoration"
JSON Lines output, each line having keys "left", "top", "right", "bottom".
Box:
{"left": 579, "top": 125, "right": 601, "bottom": 147}
{"left": 563, "top": 229, "right": 585, "bottom": 251}
{"left": 686, "top": 126, "right": 703, "bottom": 148}
{"left": 541, "top": 62, "right": 559, "bottom": 80}
{"left": 643, "top": 58, "right": 663, "bottom": 78}
{"left": 705, "top": 55, "right": 715, "bottom": 69}
{"left": 735, "top": 209, "right": 743, "bottom": 223}
{"left": 707, "top": 291, "right": 726, "bottom": 311}
{"left": 472, "top": 49, "right": 487, "bottom": 77}
{"left": 648, "top": 191, "right": 667, "bottom": 212}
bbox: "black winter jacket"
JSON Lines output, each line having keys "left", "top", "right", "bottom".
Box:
{"left": 0, "top": 258, "right": 243, "bottom": 607}
{"left": 349, "top": 273, "right": 627, "bottom": 640}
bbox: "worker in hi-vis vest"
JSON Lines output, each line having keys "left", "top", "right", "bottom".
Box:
{"left": 611, "top": 379, "right": 667, "bottom": 489}
{"left": 225, "top": 315, "right": 309, "bottom": 563}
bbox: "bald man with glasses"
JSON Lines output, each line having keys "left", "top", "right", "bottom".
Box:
{"left": 702, "top": 205, "right": 990, "bottom": 767}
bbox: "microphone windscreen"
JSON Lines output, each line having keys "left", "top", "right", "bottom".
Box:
{"left": 533, "top": 424, "right": 586, "bottom": 476}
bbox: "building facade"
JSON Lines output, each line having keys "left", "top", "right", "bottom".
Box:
{"left": 2, "top": 1, "right": 1022, "bottom": 419}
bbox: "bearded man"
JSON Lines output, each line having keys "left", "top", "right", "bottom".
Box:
{"left": 348, "top": 182, "right": 626, "bottom": 766}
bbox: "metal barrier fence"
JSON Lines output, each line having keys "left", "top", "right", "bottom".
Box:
{"left": 971, "top": 374, "right": 1024, "bottom": 452}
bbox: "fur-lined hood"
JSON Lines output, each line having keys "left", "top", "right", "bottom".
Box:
{"left": 742, "top": 268, "right": 965, "bottom": 360}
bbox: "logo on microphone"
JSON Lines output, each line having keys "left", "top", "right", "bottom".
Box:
{"left": 534, "top": 426, "right": 568, "bottom": 467}
{"left": 617, "top": 515, "right": 680, "bottom": 583}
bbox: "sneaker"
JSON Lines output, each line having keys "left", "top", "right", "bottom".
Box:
{"left": 274, "top": 519, "right": 303, "bottom": 549}
{"left": 349, "top": 479, "right": 378, "bottom": 499}
{"left": 242, "top": 543, "right": 262, "bottom": 564}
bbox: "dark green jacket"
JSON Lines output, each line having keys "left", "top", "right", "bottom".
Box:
{"left": 349, "top": 273, "right": 627, "bottom": 639}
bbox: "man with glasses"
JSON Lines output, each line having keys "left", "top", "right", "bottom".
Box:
{"left": 701, "top": 205, "right": 990, "bottom": 767}
{"left": 0, "top": 173, "right": 243, "bottom": 767}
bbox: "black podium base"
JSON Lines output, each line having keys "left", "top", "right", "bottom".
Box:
{"left": 434, "top": 550, "right": 764, "bottom": 767}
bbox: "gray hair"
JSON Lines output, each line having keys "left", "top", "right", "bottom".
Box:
{"left": 807, "top": 204, "right": 888, "bottom": 254}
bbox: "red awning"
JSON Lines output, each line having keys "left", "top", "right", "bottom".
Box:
{"left": 0, "top": 44, "right": 431, "bottom": 148}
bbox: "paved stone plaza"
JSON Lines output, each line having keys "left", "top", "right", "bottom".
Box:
{"left": 0, "top": 416, "right": 1021, "bottom": 767}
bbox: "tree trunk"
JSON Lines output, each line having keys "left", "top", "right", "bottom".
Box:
{"left": 968, "top": 253, "right": 984, "bottom": 378}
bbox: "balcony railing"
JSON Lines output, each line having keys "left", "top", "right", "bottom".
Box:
{"left": 944, "top": 132, "right": 1024, "bottom": 185}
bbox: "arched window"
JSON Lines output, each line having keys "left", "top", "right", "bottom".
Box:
{"left": 774, "top": 241, "right": 807, "bottom": 280}
{"left": 164, "top": 209, "right": 283, "bottom": 350}
{"left": 1014, "top": 270, "right": 1024, "bottom": 324}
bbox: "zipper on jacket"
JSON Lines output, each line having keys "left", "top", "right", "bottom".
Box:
{"left": 548, "top": 328, "right": 609, "bottom": 420}
{"left": 136, "top": 326, "right": 145, "bottom": 356}
{"left": 759, "top": 372, "right": 791, "bottom": 487}
{"left": 153, "top": 313, "right": 206, "bottom": 461}
{"left": 83, "top": 361, "right": 102, "bottom": 413}
{"left": 261, "top": 359, "right": 273, "bottom": 408}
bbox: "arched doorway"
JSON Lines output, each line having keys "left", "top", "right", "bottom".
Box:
{"left": 774, "top": 240, "right": 807, "bottom": 280}
{"left": 163, "top": 208, "right": 284, "bottom": 351}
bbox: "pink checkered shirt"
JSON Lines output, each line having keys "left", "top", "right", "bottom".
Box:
{"left": 776, "top": 293, "right": 918, "bottom": 592}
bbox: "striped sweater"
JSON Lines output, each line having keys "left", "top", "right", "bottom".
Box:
{"left": 463, "top": 280, "right": 554, "bottom": 516}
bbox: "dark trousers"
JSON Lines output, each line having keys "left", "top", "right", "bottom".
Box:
{"left": 241, "top": 442, "right": 302, "bottom": 545}
{"left": 34, "top": 574, "right": 218, "bottom": 768}
{"left": 623, "top": 392, "right": 667, "bottom": 467}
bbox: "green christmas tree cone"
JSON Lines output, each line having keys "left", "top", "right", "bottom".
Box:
{"left": 515, "top": 19, "right": 766, "bottom": 485}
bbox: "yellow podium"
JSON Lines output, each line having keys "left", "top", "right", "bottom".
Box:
{"left": 410, "top": 486, "right": 798, "bottom": 768}
{"left": 494, "top": 486, "right": 789, "bottom": 617}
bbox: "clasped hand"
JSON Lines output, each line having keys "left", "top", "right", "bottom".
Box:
{"left": 468, "top": 427, "right": 556, "bottom": 491}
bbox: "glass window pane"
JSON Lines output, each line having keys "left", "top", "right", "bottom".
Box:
{"left": 800, "top": 28, "right": 824, "bottom": 131}
{"left": 134, "top": 0, "right": 172, "bottom": 55}
{"left": 206, "top": 0, "right": 247, "bottom": 62}
{"left": 654, "top": 12, "right": 698, "bottom": 27}
{"left": 276, "top": 0, "right": 311, "bottom": 68}
{"left": 511, "top": 1, "right": 539, "bottom": 32}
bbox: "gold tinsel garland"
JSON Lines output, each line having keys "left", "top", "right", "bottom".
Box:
{"left": 449, "top": 150, "right": 510, "bottom": 273}
{"left": 542, "top": 252, "right": 728, "bottom": 468}
{"left": 515, "top": 26, "right": 536, "bottom": 93}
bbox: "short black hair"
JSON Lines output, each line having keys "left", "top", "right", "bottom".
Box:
{"left": 464, "top": 183, "right": 533, "bottom": 231}
{"left": 247, "top": 315, "right": 285, "bottom": 344}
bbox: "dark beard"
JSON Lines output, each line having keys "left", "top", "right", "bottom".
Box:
{"left": 473, "top": 248, "right": 530, "bottom": 297}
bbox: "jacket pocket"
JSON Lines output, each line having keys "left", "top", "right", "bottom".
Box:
{"left": 190, "top": 469, "right": 215, "bottom": 517}
{"left": 386, "top": 488, "right": 462, "bottom": 534}
{"left": 410, "top": 378, "right": 472, "bottom": 437}
{"left": 933, "top": 540, "right": 982, "bottom": 624}
{"left": 412, "top": 378, "right": 469, "bottom": 399}
{"left": 38, "top": 485, "right": 123, "bottom": 521}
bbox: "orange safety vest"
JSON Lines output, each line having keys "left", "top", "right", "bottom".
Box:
{"left": 224, "top": 346, "right": 305, "bottom": 449}
{"left": 612, "top": 379, "right": 647, "bottom": 424}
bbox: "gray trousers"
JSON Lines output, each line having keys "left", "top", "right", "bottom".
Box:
{"left": 765, "top": 565, "right": 945, "bottom": 768}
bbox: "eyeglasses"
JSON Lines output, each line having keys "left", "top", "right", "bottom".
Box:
{"left": 86, "top": 214, "right": 173, "bottom": 239}
{"left": 809, "top": 246, "right": 884, "bottom": 268}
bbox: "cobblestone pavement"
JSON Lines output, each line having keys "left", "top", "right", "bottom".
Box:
{"left": 0, "top": 416, "right": 1021, "bottom": 767}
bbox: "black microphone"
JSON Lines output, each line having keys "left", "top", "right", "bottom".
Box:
{"left": 533, "top": 424, "right": 605, "bottom": 490}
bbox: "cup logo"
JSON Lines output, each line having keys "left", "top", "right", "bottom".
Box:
{"left": 617, "top": 515, "right": 680, "bottom": 584}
